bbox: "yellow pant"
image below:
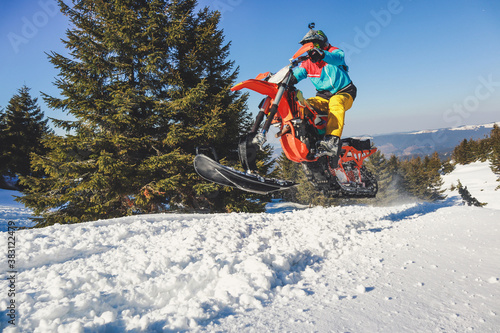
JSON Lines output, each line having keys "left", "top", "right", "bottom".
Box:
{"left": 307, "top": 93, "right": 354, "bottom": 137}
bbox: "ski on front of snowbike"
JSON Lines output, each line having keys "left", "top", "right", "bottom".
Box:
{"left": 193, "top": 154, "right": 297, "bottom": 195}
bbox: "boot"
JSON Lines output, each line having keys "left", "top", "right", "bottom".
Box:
{"left": 316, "top": 135, "right": 341, "bottom": 159}
{"left": 252, "top": 132, "right": 267, "bottom": 149}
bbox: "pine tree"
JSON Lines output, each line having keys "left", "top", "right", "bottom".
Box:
{"left": 273, "top": 152, "right": 336, "bottom": 206}
{"left": 401, "top": 156, "right": 430, "bottom": 199}
{"left": 456, "top": 180, "right": 486, "bottom": 207}
{"left": 452, "top": 138, "right": 476, "bottom": 164}
{"left": 0, "top": 107, "right": 6, "bottom": 188}
{"left": 467, "top": 139, "right": 480, "bottom": 161}
{"left": 441, "top": 158, "right": 455, "bottom": 174}
{"left": 400, "top": 153, "right": 445, "bottom": 201}
{"left": 0, "top": 86, "right": 52, "bottom": 183}
{"left": 17, "top": 0, "right": 265, "bottom": 226}
{"left": 489, "top": 124, "right": 500, "bottom": 188}
{"left": 273, "top": 152, "right": 301, "bottom": 202}
{"left": 386, "top": 154, "right": 405, "bottom": 197}
{"left": 0, "top": 107, "right": 5, "bottom": 161}
{"left": 476, "top": 137, "right": 490, "bottom": 162}
{"left": 423, "top": 152, "right": 445, "bottom": 200}
{"left": 363, "top": 150, "right": 402, "bottom": 204}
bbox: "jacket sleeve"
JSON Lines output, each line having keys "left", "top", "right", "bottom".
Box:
{"left": 293, "top": 67, "right": 307, "bottom": 83}
{"left": 323, "top": 48, "right": 346, "bottom": 66}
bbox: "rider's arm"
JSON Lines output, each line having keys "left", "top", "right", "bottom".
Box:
{"left": 323, "top": 48, "right": 346, "bottom": 66}
{"left": 292, "top": 67, "right": 307, "bottom": 83}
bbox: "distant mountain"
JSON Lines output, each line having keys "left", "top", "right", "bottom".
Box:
{"left": 370, "top": 122, "right": 500, "bottom": 158}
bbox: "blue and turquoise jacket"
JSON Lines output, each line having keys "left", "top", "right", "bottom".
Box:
{"left": 293, "top": 45, "right": 351, "bottom": 96}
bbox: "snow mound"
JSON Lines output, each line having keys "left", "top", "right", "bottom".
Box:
{"left": 0, "top": 203, "right": 448, "bottom": 331}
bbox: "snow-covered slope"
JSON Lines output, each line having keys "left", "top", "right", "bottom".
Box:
{"left": 0, "top": 162, "right": 499, "bottom": 332}
{"left": 442, "top": 161, "right": 500, "bottom": 210}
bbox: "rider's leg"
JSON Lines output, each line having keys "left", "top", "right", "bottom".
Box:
{"left": 315, "top": 93, "right": 354, "bottom": 162}
{"left": 306, "top": 96, "right": 329, "bottom": 114}
{"left": 326, "top": 93, "right": 353, "bottom": 137}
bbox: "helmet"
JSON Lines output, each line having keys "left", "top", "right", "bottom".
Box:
{"left": 299, "top": 23, "right": 328, "bottom": 48}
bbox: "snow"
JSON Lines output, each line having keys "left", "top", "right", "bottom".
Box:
{"left": 408, "top": 121, "right": 500, "bottom": 134}
{"left": 449, "top": 122, "right": 500, "bottom": 131}
{"left": 1, "top": 162, "right": 499, "bottom": 332}
{"left": 442, "top": 161, "right": 500, "bottom": 210}
{"left": 0, "top": 190, "right": 35, "bottom": 230}
{"left": 409, "top": 129, "right": 439, "bottom": 135}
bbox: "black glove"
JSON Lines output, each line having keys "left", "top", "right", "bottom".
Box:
{"left": 308, "top": 48, "right": 325, "bottom": 63}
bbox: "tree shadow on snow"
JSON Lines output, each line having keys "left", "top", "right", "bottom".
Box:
{"left": 381, "top": 197, "right": 457, "bottom": 222}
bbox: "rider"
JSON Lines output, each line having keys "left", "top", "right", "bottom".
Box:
{"left": 292, "top": 24, "right": 357, "bottom": 163}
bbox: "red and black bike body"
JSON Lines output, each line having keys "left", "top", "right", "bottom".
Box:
{"left": 233, "top": 43, "right": 378, "bottom": 198}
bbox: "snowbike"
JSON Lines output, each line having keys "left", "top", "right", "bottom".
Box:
{"left": 194, "top": 43, "right": 378, "bottom": 198}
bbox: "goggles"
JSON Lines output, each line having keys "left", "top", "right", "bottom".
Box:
{"left": 313, "top": 42, "right": 323, "bottom": 49}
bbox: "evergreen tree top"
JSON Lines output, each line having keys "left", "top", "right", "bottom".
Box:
{"left": 4, "top": 85, "right": 51, "bottom": 136}
{"left": 1, "top": 85, "right": 52, "bottom": 178}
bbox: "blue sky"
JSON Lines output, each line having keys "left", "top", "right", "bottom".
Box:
{"left": 1, "top": 0, "right": 499, "bottom": 137}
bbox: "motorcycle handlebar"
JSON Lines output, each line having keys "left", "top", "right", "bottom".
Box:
{"left": 291, "top": 55, "right": 310, "bottom": 67}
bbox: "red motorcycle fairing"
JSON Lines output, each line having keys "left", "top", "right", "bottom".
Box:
{"left": 292, "top": 42, "right": 315, "bottom": 59}
{"left": 255, "top": 72, "right": 271, "bottom": 80}
{"left": 232, "top": 77, "right": 315, "bottom": 163}
{"left": 233, "top": 80, "right": 310, "bottom": 162}
{"left": 281, "top": 125, "right": 311, "bottom": 162}
{"left": 231, "top": 79, "right": 296, "bottom": 124}
{"left": 231, "top": 79, "right": 278, "bottom": 98}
